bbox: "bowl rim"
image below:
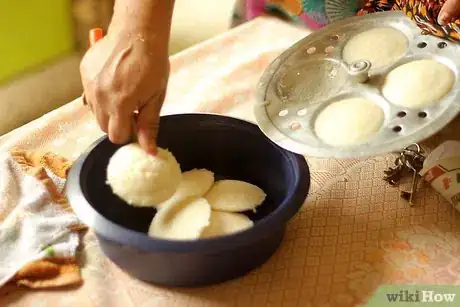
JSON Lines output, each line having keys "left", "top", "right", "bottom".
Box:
{"left": 66, "top": 113, "right": 310, "bottom": 253}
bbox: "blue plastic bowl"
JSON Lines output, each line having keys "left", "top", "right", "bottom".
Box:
{"left": 66, "top": 113, "right": 310, "bottom": 287}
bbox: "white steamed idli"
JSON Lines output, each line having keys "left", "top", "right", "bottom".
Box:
{"left": 148, "top": 196, "right": 211, "bottom": 240}
{"left": 205, "top": 180, "right": 266, "bottom": 212}
{"left": 201, "top": 211, "right": 254, "bottom": 238}
{"left": 342, "top": 27, "right": 408, "bottom": 69}
{"left": 382, "top": 59, "right": 455, "bottom": 109}
{"left": 314, "top": 97, "right": 384, "bottom": 147}
{"left": 106, "top": 143, "right": 182, "bottom": 207}
{"left": 157, "top": 168, "right": 215, "bottom": 209}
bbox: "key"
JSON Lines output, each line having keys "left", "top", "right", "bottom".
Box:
{"left": 384, "top": 166, "right": 403, "bottom": 185}
{"left": 402, "top": 155, "right": 423, "bottom": 206}
{"left": 383, "top": 143, "right": 425, "bottom": 191}
{"left": 403, "top": 144, "right": 425, "bottom": 171}
{"left": 406, "top": 168, "right": 419, "bottom": 206}
{"left": 404, "top": 143, "right": 422, "bottom": 153}
{"left": 383, "top": 154, "right": 408, "bottom": 186}
{"left": 384, "top": 164, "right": 405, "bottom": 186}
{"left": 397, "top": 143, "right": 425, "bottom": 205}
{"left": 402, "top": 150, "right": 424, "bottom": 166}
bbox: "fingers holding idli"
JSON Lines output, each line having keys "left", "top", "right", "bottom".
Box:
{"left": 106, "top": 144, "right": 182, "bottom": 206}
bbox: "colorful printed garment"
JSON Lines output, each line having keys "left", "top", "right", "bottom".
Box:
{"left": 232, "top": 0, "right": 460, "bottom": 42}
{"left": 358, "top": 0, "right": 460, "bottom": 42}
{"left": 232, "top": 0, "right": 359, "bottom": 29}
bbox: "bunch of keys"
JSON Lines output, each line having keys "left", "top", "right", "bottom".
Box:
{"left": 383, "top": 144, "right": 425, "bottom": 206}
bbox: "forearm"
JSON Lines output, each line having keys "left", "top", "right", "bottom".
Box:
{"left": 109, "top": 0, "right": 175, "bottom": 54}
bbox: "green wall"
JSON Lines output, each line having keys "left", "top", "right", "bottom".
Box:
{"left": 0, "top": 0, "right": 74, "bottom": 84}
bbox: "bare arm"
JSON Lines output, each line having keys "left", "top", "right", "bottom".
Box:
{"left": 80, "top": 1, "right": 176, "bottom": 154}
{"left": 438, "top": 0, "right": 460, "bottom": 25}
{"left": 109, "top": 0, "right": 175, "bottom": 54}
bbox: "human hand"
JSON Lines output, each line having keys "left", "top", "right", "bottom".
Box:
{"left": 438, "top": 0, "right": 460, "bottom": 25}
{"left": 80, "top": 28, "right": 169, "bottom": 155}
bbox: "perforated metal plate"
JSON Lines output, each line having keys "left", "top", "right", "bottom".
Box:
{"left": 254, "top": 12, "right": 460, "bottom": 158}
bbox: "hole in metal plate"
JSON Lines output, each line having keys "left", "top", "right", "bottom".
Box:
{"left": 307, "top": 47, "right": 316, "bottom": 54}
{"left": 417, "top": 42, "right": 427, "bottom": 48}
{"left": 418, "top": 111, "right": 427, "bottom": 118}
{"left": 438, "top": 42, "right": 447, "bottom": 49}
{"left": 290, "top": 122, "right": 302, "bottom": 131}
{"left": 278, "top": 109, "right": 288, "bottom": 117}
{"left": 325, "top": 46, "right": 335, "bottom": 54}
{"left": 297, "top": 109, "right": 307, "bottom": 116}
{"left": 392, "top": 126, "right": 402, "bottom": 133}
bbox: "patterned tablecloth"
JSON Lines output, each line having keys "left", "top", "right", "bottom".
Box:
{"left": 1, "top": 17, "right": 460, "bottom": 307}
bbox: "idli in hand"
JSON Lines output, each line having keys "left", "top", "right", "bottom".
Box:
{"left": 106, "top": 143, "right": 182, "bottom": 207}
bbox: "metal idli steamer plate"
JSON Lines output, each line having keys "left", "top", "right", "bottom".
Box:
{"left": 254, "top": 12, "right": 460, "bottom": 158}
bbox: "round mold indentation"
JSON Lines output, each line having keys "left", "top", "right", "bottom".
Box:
{"left": 312, "top": 96, "right": 386, "bottom": 148}
{"left": 397, "top": 111, "right": 407, "bottom": 118}
{"left": 380, "top": 58, "right": 456, "bottom": 109}
{"left": 341, "top": 27, "right": 408, "bottom": 70}
{"left": 392, "top": 126, "right": 402, "bottom": 133}
{"left": 275, "top": 58, "right": 349, "bottom": 106}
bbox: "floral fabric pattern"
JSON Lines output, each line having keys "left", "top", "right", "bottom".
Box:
{"left": 238, "top": 0, "right": 360, "bottom": 27}
{"left": 235, "top": 0, "right": 460, "bottom": 41}
{"left": 358, "top": 0, "right": 460, "bottom": 42}
{"left": 301, "top": 0, "right": 329, "bottom": 26}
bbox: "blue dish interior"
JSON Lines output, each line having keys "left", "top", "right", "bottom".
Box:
{"left": 80, "top": 114, "right": 308, "bottom": 235}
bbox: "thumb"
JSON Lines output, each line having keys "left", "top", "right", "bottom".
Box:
{"left": 438, "top": 0, "right": 460, "bottom": 25}
{"left": 136, "top": 92, "right": 165, "bottom": 155}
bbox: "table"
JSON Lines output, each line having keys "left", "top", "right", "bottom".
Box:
{"left": 1, "top": 17, "right": 460, "bottom": 307}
